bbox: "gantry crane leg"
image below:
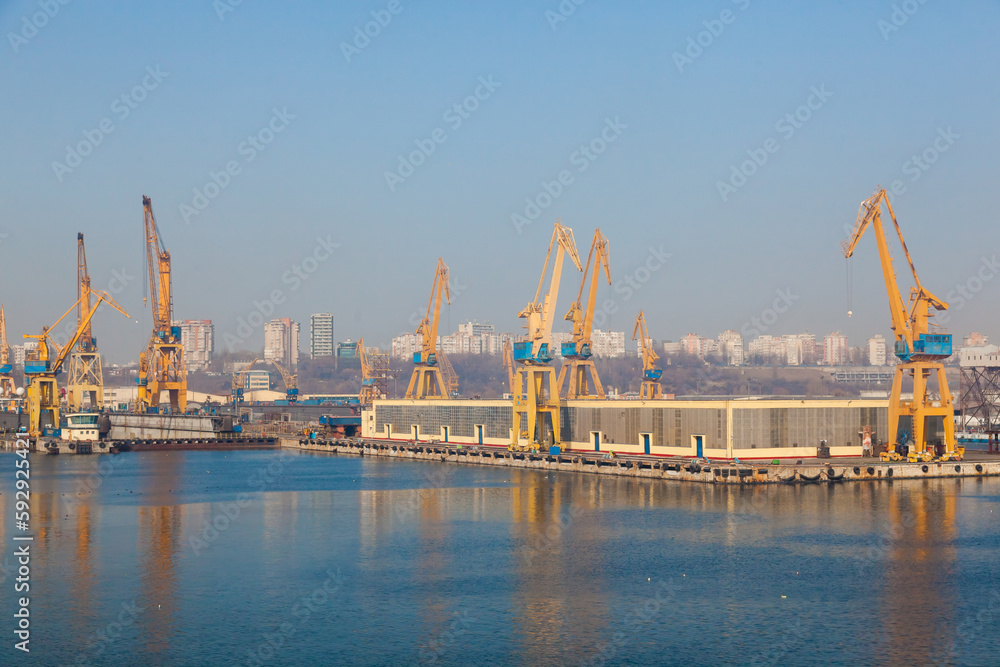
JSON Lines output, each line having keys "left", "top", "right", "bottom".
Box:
{"left": 557, "top": 359, "right": 605, "bottom": 399}
{"left": 511, "top": 366, "right": 560, "bottom": 449}
{"left": 26, "top": 376, "right": 59, "bottom": 436}
{"left": 889, "top": 361, "right": 956, "bottom": 461}
{"left": 639, "top": 381, "right": 662, "bottom": 400}
{"left": 406, "top": 366, "right": 447, "bottom": 399}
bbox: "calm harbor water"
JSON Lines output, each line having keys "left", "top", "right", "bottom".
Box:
{"left": 2, "top": 449, "right": 999, "bottom": 666}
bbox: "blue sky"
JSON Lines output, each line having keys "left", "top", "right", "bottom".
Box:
{"left": 1, "top": 0, "right": 998, "bottom": 362}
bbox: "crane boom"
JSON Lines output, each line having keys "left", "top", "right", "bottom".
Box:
{"left": 515, "top": 221, "right": 583, "bottom": 364}
{"left": 558, "top": 228, "right": 611, "bottom": 398}
{"left": 231, "top": 358, "right": 298, "bottom": 403}
{"left": 502, "top": 339, "right": 515, "bottom": 395}
{"left": 23, "top": 291, "right": 130, "bottom": 436}
{"left": 0, "top": 305, "right": 9, "bottom": 370}
{"left": 77, "top": 233, "right": 95, "bottom": 351}
{"left": 358, "top": 338, "right": 378, "bottom": 406}
{"left": 25, "top": 291, "right": 129, "bottom": 372}
{"left": 143, "top": 196, "right": 173, "bottom": 331}
{"left": 0, "top": 305, "right": 12, "bottom": 402}
{"left": 842, "top": 188, "right": 949, "bottom": 362}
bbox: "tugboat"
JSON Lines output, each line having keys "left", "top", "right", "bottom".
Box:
{"left": 40, "top": 413, "right": 109, "bottom": 454}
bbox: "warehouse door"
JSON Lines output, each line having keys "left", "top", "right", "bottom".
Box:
{"left": 692, "top": 434, "right": 704, "bottom": 458}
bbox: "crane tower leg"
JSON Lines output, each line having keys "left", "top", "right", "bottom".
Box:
{"left": 512, "top": 366, "right": 561, "bottom": 449}
{"left": 557, "top": 359, "right": 605, "bottom": 399}
{"left": 890, "top": 361, "right": 956, "bottom": 461}
{"left": 405, "top": 366, "right": 448, "bottom": 399}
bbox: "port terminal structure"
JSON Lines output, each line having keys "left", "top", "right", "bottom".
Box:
{"left": 362, "top": 397, "right": 889, "bottom": 461}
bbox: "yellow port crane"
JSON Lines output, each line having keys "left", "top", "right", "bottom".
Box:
{"left": 231, "top": 358, "right": 298, "bottom": 404}
{"left": 0, "top": 305, "right": 14, "bottom": 404}
{"left": 23, "top": 291, "right": 130, "bottom": 437}
{"left": 632, "top": 311, "right": 663, "bottom": 400}
{"left": 66, "top": 233, "right": 109, "bottom": 412}
{"left": 358, "top": 338, "right": 380, "bottom": 406}
{"left": 137, "top": 195, "right": 187, "bottom": 413}
{"left": 557, "top": 228, "right": 611, "bottom": 399}
{"left": 842, "top": 187, "right": 959, "bottom": 461}
{"left": 511, "top": 220, "right": 583, "bottom": 449}
{"left": 502, "top": 338, "right": 515, "bottom": 397}
{"left": 405, "top": 258, "right": 454, "bottom": 399}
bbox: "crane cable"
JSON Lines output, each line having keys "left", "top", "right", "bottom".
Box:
{"left": 846, "top": 256, "right": 854, "bottom": 318}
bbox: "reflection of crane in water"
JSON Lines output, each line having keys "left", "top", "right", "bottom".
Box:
{"left": 877, "top": 483, "right": 957, "bottom": 663}
{"left": 510, "top": 470, "right": 585, "bottom": 661}
{"left": 137, "top": 455, "right": 183, "bottom": 658}
{"left": 70, "top": 503, "right": 97, "bottom": 637}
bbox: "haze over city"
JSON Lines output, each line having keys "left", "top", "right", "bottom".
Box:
{"left": 2, "top": 1, "right": 998, "bottom": 364}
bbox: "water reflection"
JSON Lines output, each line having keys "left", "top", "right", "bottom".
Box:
{"left": 136, "top": 455, "right": 184, "bottom": 658}
{"left": 4, "top": 451, "right": 991, "bottom": 665}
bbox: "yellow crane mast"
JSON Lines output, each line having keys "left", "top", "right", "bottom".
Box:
{"left": 0, "top": 305, "right": 14, "bottom": 404}
{"left": 405, "top": 258, "right": 454, "bottom": 399}
{"left": 23, "top": 291, "right": 130, "bottom": 437}
{"left": 843, "top": 187, "right": 959, "bottom": 462}
{"left": 511, "top": 220, "right": 583, "bottom": 450}
{"left": 358, "top": 338, "right": 380, "bottom": 406}
{"left": 502, "top": 338, "right": 515, "bottom": 397}
{"left": 66, "top": 233, "right": 108, "bottom": 412}
{"left": 557, "top": 228, "right": 611, "bottom": 399}
{"left": 632, "top": 311, "right": 663, "bottom": 400}
{"left": 137, "top": 195, "right": 187, "bottom": 413}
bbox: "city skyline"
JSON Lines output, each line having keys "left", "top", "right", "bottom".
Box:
{"left": 2, "top": 3, "right": 998, "bottom": 364}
